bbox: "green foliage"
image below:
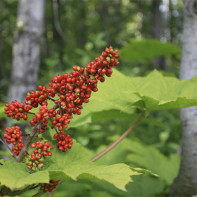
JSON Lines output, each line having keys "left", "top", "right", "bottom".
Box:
{"left": 126, "top": 140, "right": 179, "bottom": 185}
{"left": 20, "top": 174, "right": 164, "bottom": 197}
{"left": 66, "top": 69, "right": 197, "bottom": 128}
{"left": 119, "top": 39, "right": 180, "bottom": 62}
{"left": 0, "top": 141, "right": 145, "bottom": 196}
{"left": 22, "top": 137, "right": 174, "bottom": 197}
{"left": 0, "top": 159, "right": 49, "bottom": 191}
{"left": 93, "top": 136, "right": 179, "bottom": 185}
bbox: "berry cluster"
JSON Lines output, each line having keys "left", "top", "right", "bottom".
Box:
{"left": 1, "top": 46, "right": 119, "bottom": 174}
{"left": 25, "top": 86, "right": 49, "bottom": 107}
{"left": 40, "top": 180, "right": 58, "bottom": 193}
{"left": 54, "top": 131, "right": 73, "bottom": 152}
{"left": 1, "top": 46, "right": 120, "bottom": 194}
{"left": 30, "top": 103, "right": 49, "bottom": 133}
{"left": 3, "top": 126, "right": 24, "bottom": 155}
{"left": 4, "top": 101, "right": 32, "bottom": 120}
{"left": 25, "top": 140, "right": 53, "bottom": 171}
{"left": 86, "top": 46, "right": 119, "bottom": 81}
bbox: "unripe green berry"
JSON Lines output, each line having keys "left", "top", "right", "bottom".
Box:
{"left": 38, "top": 163, "right": 44, "bottom": 169}
{"left": 32, "top": 167, "right": 36, "bottom": 171}
{"left": 38, "top": 134, "right": 43, "bottom": 139}
{"left": 106, "top": 57, "right": 111, "bottom": 62}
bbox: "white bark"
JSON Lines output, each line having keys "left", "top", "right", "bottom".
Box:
{"left": 8, "top": 0, "right": 45, "bottom": 103}
{"left": 170, "top": 0, "right": 197, "bottom": 196}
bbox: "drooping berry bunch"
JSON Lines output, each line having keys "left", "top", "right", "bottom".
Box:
{"left": 25, "top": 139, "right": 53, "bottom": 171}
{"left": 3, "top": 126, "right": 24, "bottom": 155}
{"left": 40, "top": 180, "right": 58, "bottom": 193}
{"left": 1, "top": 46, "right": 119, "bottom": 173}
{"left": 53, "top": 131, "right": 73, "bottom": 152}
{"left": 4, "top": 101, "right": 32, "bottom": 120}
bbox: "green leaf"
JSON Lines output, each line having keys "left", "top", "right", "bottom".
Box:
{"left": 66, "top": 69, "right": 197, "bottom": 128}
{"left": 119, "top": 39, "right": 180, "bottom": 61}
{"left": 0, "top": 159, "right": 49, "bottom": 191}
{"left": 47, "top": 141, "right": 139, "bottom": 191}
{"left": 126, "top": 139, "right": 180, "bottom": 185}
{"left": 0, "top": 150, "right": 12, "bottom": 158}
{"left": 92, "top": 136, "right": 178, "bottom": 185}
{"left": 68, "top": 70, "right": 140, "bottom": 128}
{"left": 0, "top": 141, "right": 142, "bottom": 192}
{"left": 0, "top": 103, "right": 6, "bottom": 119}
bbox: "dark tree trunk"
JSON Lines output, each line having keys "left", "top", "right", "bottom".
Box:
{"left": 152, "top": 0, "right": 165, "bottom": 70}
{"left": 100, "top": 0, "right": 110, "bottom": 43}
{"left": 170, "top": 1, "right": 197, "bottom": 196}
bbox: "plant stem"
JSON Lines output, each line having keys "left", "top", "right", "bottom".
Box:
{"left": 91, "top": 111, "right": 146, "bottom": 162}
{"left": 48, "top": 97, "right": 56, "bottom": 102}
{"left": 49, "top": 117, "right": 59, "bottom": 134}
{"left": 49, "top": 192, "right": 53, "bottom": 197}
{"left": 0, "top": 138, "right": 17, "bottom": 158}
{"left": 25, "top": 120, "right": 32, "bottom": 127}
{"left": 17, "top": 123, "right": 40, "bottom": 162}
{"left": 26, "top": 111, "right": 35, "bottom": 115}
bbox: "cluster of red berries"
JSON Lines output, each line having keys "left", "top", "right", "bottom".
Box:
{"left": 3, "top": 126, "right": 24, "bottom": 155}
{"left": 25, "top": 139, "right": 53, "bottom": 171}
{"left": 25, "top": 86, "right": 49, "bottom": 107}
{"left": 53, "top": 131, "right": 73, "bottom": 152}
{"left": 86, "top": 46, "right": 119, "bottom": 81}
{"left": 30, "top": 103, "right": 49, "bottom": 130}
{"left": 40, "top": 180, "right": 58, "bottom": 193}
{"left": 1, "top": 46, "right": 119, "bottom": 173}
{"left": 4, "top": 101, "right": 32, "bottom": 121}
{"left": 5, "top": 46, "right": 119, "bottom": 124}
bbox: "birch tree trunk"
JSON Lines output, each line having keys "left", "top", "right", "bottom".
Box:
{"left": 170, "top": 1, "right": 197, "bottom": 196}
{"left": 8, "top": 0, "right": 45, "bottom": 103}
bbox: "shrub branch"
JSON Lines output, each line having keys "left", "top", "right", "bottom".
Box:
{"left": 91, "top": 111, "right": 146, "bottom": 162}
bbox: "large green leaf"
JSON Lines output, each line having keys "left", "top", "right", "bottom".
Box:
{"left": 68, "top": 70, "right": 139, "bottom": 128}
{"left": 0, "top": 141, "right": 141, "bottom": 193}
{"left": 93, "top": 136, "right": 179, "bottom": 185}
{"left": 119, "top": 39, "right": 180, "bottom": 61}
{"left": 0, "top": 159, "right": 49, "bottom": 191}
{"left": 126, "top": 139, "right": 180, "bottom": 185}
{"left": 46, "top": 141, "right": 140, "bottom": 191}
{"left": 21, "top": 173, "right": 164, "bottom": 197}
{"left": 68, "top": 69, "right": 197, "bottom": 128}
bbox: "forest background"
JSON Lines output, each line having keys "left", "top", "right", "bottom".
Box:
{"left": 0, "top": 0, "right": 189, "bottom": 196}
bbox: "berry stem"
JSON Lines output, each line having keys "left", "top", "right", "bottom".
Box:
{"left": 26, "top": 111, "right": 35, "bottom": 115}
{"left": 25, "top": 120, "right": 33, "bottom": 127}
{"left": 17, "top": 123, "right": 40, "bottom": 162}
{"left": 47, "top": 97, "right": 56, "bottom": 102}
{"left": 49, "top": 117, "right": 59, "bottom": 134}
{"left": 0, "top": 138, "right": 17, "bottom": 158}
{"left": 91, "top": 111, "right": 146, "bottom": 162}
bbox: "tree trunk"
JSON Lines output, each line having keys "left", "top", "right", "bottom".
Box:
{"left": 100, "top": 0, "right": 110, "bottom": 43}
{"left": 8, "top": 0, "right": 45, "bottom": 103}
{"left": 169, "top": 0, "right": 176, "bottom": 43}
{"left": 152, "top": 0, "right": 165, "bottom": 70}
{"left": 170, "top": 1, "right": 197, "bottom": 196}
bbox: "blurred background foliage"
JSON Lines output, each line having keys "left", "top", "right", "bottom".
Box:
{"left": 0, "top": 0, "right": 184, "bottom": 196}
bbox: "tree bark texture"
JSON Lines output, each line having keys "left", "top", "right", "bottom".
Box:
{"left": 8, "top": 0, "right": 45, "bottom": 103}
{"left": 170, "top": 1, "right": 197, "bottom": 196}
{"left": 151, "top": 0, "right": 165, "bottom": 70}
